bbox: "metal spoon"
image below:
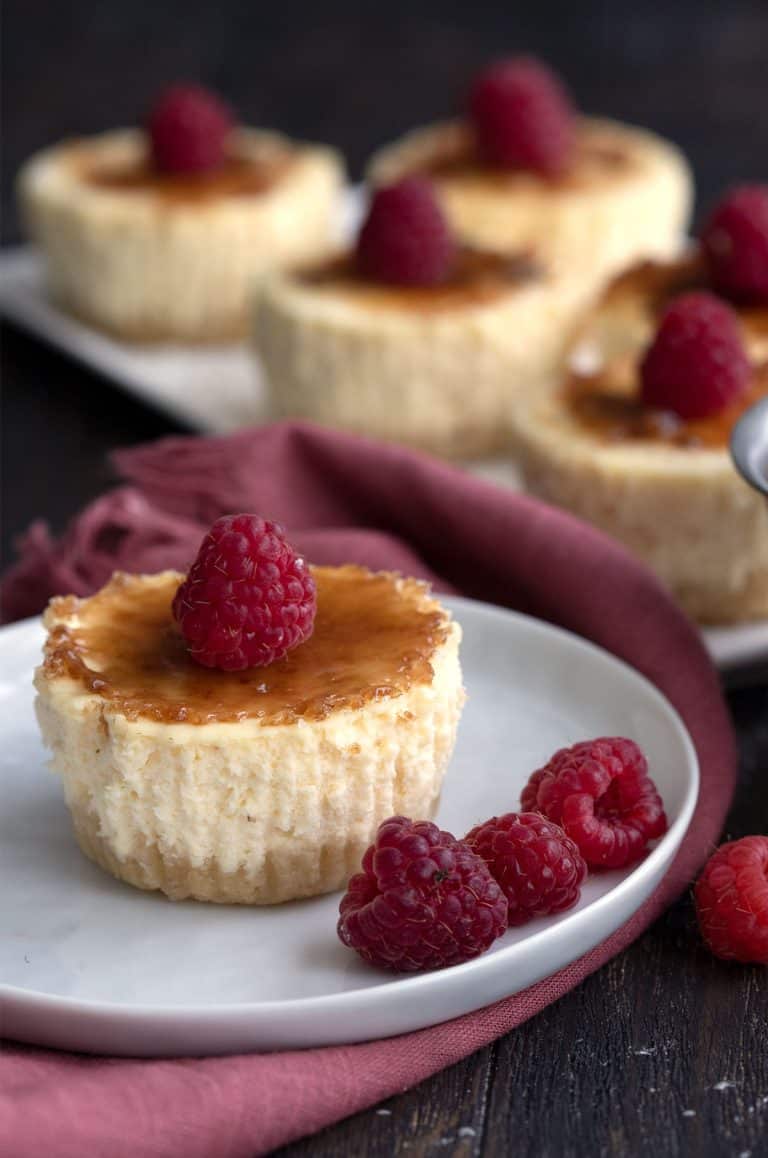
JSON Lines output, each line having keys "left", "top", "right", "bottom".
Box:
{"left": 731, "top": 395, "right": 768, "bottom": 497}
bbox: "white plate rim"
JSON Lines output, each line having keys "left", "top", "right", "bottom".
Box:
{"left": 0, "top": 595, "right": 699, "bottom": 1041}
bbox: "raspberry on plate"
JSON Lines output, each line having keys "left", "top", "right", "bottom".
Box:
{"left": 639, "top": 291, "right": 752, "bottom": 420}
{"left": 148, "top": 83, "right": 233, "bottom": 174}
{"left": 337, "top": 816, "right": 508, "bottom": 971}
{"left": 694, "top": 836, "right": 768, "bottom": 964}
{"left": 521, "top": 737, "right": 667, "bottom": 870}
{"left": 469, "top": 56, "right": 576, "bottom": 175}
{"left": 465, "top": 812, "right": 587, "bottom": 926}
{"left": 172, "top": 513, "right": 316, "bottom": 671}
{"left": 356, "top": 177, "right": 457, "bottom": 287}
{"left": 700, "top": 185, "right": 768, "bottom": 305}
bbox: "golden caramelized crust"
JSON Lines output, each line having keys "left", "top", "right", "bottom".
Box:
{"left": 295, "top": 248, "right": 543, "bottom": 313}
{"left": 370, "top": 118, "right": 642, "bottom": 193}
{"left": 576, "top": 251, "right": 768, "bottom": 356}
{"left": 41, "top": 567, "right": 451, "bottom": 725}
{"left": 77, "top": 138, "right": 296, "bottom": 205}
{"left": 565, "top": 362, "right": 768, "bottom": 449}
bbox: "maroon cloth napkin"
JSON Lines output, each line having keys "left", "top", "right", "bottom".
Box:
{"left": 0, "top": 422, "right": 736, "bottom": 1158}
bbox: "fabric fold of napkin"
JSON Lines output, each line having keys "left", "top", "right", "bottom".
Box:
{"left": 0, "top": 421, "right": 736, "bottom": 1158}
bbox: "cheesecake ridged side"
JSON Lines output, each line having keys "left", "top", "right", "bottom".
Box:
{"left": 511, "top": 387, "right": 768, "bottom": 624}
{"left": 255, "top": 268, "right": 593, "bottom": 458}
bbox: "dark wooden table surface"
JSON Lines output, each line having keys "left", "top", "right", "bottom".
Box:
{"left": 3, "top": 3, "right": 768, "bottom": 1155}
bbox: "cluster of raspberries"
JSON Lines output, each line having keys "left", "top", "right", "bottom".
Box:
{"left": 338, "top": 737, "right": 668, "bottom": 972}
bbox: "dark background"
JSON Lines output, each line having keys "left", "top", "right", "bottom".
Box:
{"left": 2, "top": 4, "right": 768, "bottom": 1156}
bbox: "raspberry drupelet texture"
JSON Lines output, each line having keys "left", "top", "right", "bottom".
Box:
{"left": 700, "top": 185, "right": 768, "bottom": 305}
{"left": 148, "top": 83, "right": 233, "bottom": 174}
{"left": 465, "top": 812, "right": 587, "bottom": 926}
{"left": 639, "top": 291, "right": 752, "bottom": 420}
{"left": 469, "top": 56, "right": 576, "bottom": 175}
{"left": 337, "top": 816, "right": 508, "bottom": 971}
{"left": 356, "top": 177, "right": 457, "bottom": 287}
{"left": 521, "top": 738, "right": 667, "bottom": 870}
{"left": 694, "top": 836, "right": 768, "bottom": 964}
{"left": 172, "top": 513, "right": 316, "bottom": 670}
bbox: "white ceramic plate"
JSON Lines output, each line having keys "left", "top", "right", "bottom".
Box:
{"left": 2, "top": 239, "right": 767, "bottom": 672}
{"left": 0, "top": 596, "right": 697, "bottom": 1057}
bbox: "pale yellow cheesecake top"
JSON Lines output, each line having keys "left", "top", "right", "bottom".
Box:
{"left": 71, "top": 128, "right": 296, "bottom": 205}
{"left": 21, "top": 127, "right": 341, "bottom": 218}
{"left": 369, "top": 118, "right": 668, "bottom": 197}
{"left": 292, "top": 246, "right": 544, "bottom": 314}
{"left": 40, "top": 566, "right": 452, "bottom": 726}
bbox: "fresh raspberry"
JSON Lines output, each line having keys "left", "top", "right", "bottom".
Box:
{"left": 640, "top": 291, "right": 751, "bottom": 420}
{"left": 694, "top": 836, "right": 768, "bottom": 964}
{"left": 148, "top": 83, "right": 233, "bottom": 174}
{"left": 520, "top": 738, "right": 667, "bottom": 870}
{"left": 465, "top": 812, "right": 587, "bottom": 926}
{"left": 356, "top": 177, "right": 457, "bottom": 286}
{"left": 700, "top": 185, "right": 768, "bottom": 305}
{"left": 337, "top": 816, "right": 508, "bottom": 971}
{"left": 469, "top": 56, "right": 576, "bottom": 175}
{"left": 172, "top": 514, "right": 316, "bottom": 670}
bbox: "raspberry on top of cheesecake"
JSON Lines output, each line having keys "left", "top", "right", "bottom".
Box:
{"left": 35, "top": 516, "right": 464, "bottom": 904}
{"left": 298, "top": 174, "right": 545, "bottom": 312}
{"left": 390, "top": 57, "right": 630, "bottom": 188}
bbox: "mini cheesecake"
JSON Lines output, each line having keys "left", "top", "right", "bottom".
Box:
{"left": 18, "top": 127, "right": 344, "bottom": 342}
{"left": 368, "top": 118, "right": 692, "bottom": 285}
{"left": 255, "top": 246, "right": 596, "bottom": 458}
{"left": 510, "top": 254, "right": 768, "bottom": 624}
{"left": 34, "top": 567, "right": 464, "bottom": 904}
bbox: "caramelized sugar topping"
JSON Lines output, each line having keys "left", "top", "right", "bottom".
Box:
{"left": 598, "top": 251, "right": 705, "bottom": 311}
{"left": 564, "top": 253, "right": 768, "bottom": 448}
{"left": 297, "top": 247, "right": 542, "bottom": 311}
{"left": 566, "top": 366, "right": 768, "bottom": 449}
{"left": 82, "top": 147, "right": 294, "bottom": 203}
{"left": 42, "top": 567, "right": 450, "bottom": 725}
{"left": 415, "top": 122, "right": 633, "bottom": 189}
